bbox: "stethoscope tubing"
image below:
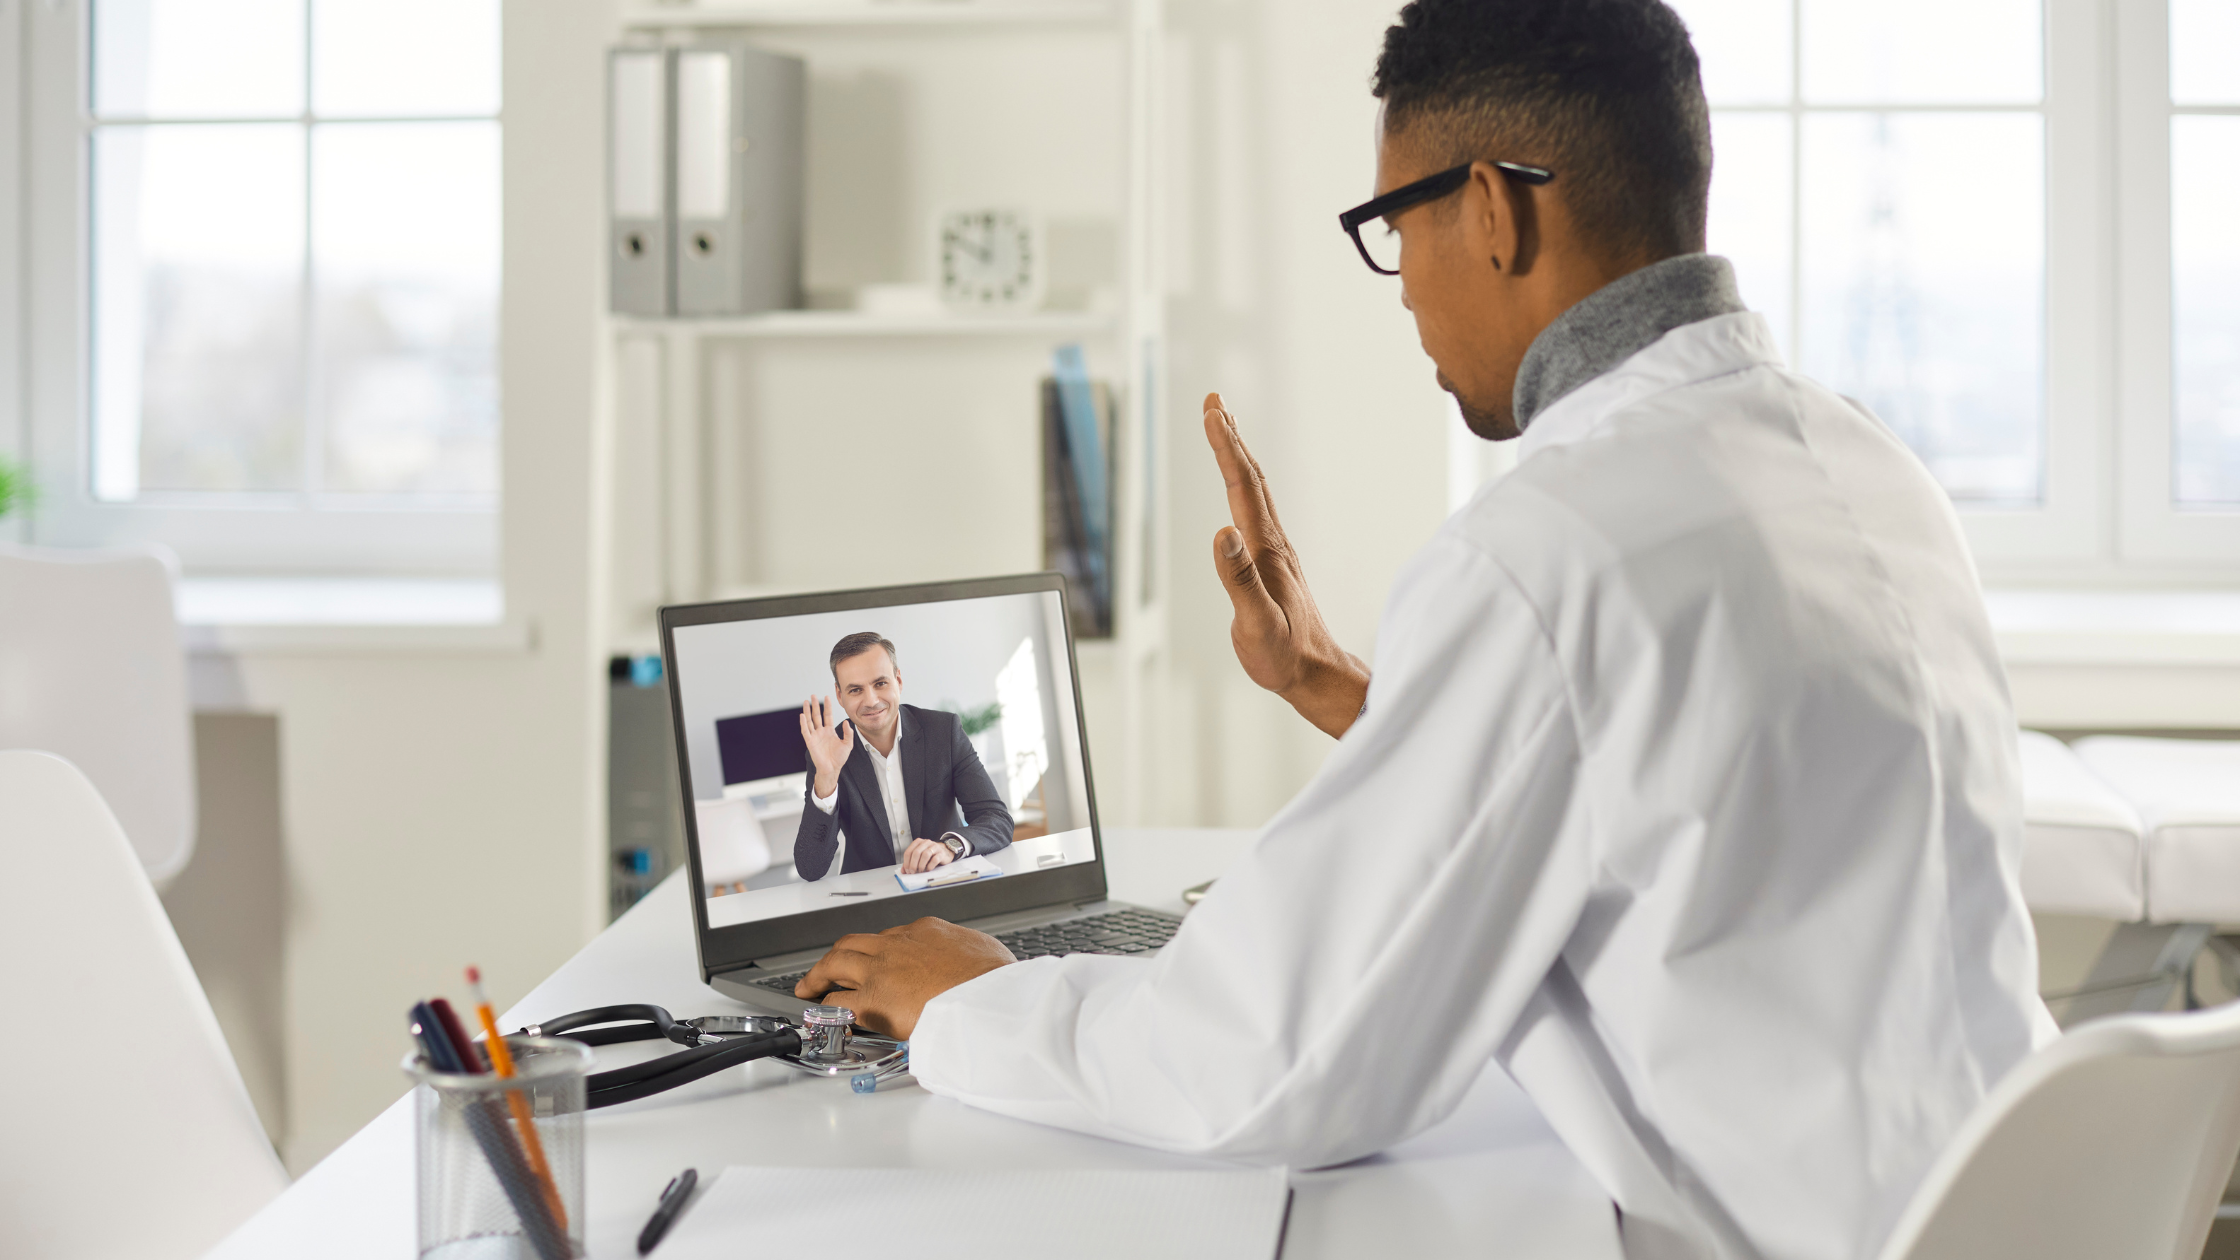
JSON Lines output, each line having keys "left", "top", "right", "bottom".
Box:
{"left": 515, "top": 1004, "right": 807, "bottom": 1109}
{"left": 583, "top": 1028, "right": 801, "bottom": 1109}
{"left": 518, "top": 1003, "right": 701, "bottom": 1049}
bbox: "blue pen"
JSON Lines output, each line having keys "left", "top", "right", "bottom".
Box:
{"left": 409, "top": 1003, "right": 570, "bottom": 1260}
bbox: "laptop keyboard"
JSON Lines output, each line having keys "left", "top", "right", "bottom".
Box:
{"left": 749, "top": 908, "right": 1184, "bottom": 995}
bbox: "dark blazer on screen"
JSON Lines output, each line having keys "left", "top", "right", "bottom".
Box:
{"left": 792, "top": 703, "right": 1014, "bottom": 881}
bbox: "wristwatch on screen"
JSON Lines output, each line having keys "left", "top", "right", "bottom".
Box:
{"left": 940, "top": 834, "right": 969, "bottom": 861}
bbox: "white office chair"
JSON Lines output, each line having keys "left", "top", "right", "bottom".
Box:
{"left": 696, "top": 795, "right": 774, "bottom": 892}
{"left": 0, "top": 542, "right": 196, "bottom": 887}
{"left": 0, "top": 750, "right": 286, "bottom": 1259}
{"left": 1874, "top": 999, "right": 2240, "bottom": 1260}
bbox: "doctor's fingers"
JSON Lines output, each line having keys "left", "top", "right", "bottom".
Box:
{"left": 1203, "top": 400, "right": 1279, "bottom": 541}
{"left": 1203, "top": 411, "right": 1305, "bottom": 606}
{"left": 796, "top": 945, "right": 878, "bottom": 999}
{"left": 1214, "top": 528, "right": 1286, "bottom": 627}
{"left": 1216, "top": 397, "right": 1294, "bottom": 540}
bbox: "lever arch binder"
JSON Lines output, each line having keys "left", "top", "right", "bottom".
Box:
{"left": 673, "top": 43, "right": 805, "bottom": 317}
{"left": 607, "top": 47, "right": 671, "bottom": 316}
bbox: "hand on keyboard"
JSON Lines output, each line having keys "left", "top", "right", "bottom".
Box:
{"left": 753, "top": 909, "right": 1181, "bottom": 993}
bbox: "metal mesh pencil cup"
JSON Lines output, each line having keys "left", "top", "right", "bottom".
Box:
{"left": 405, "top": 1036, "right": 593, "bottom": 1260}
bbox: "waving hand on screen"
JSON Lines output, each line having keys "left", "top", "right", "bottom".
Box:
{"left": 799, "top": 695, "right": 856, "bottom": 799}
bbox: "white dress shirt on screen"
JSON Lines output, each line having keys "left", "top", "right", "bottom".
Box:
{"left": 811, "top": 709, "right": 962, "bottom": 878}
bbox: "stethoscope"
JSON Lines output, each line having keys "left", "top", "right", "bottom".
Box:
{"left": 515, "top": 1003, "right": 910, "bottom": 1108}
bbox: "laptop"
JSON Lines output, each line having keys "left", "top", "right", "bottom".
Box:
{"left": 660, "top": 573, "right": 1183, "bottom": 1019}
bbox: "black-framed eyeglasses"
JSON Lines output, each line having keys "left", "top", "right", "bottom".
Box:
{"left": 1338, "top": 160, "right": 1555, "bottom": 275}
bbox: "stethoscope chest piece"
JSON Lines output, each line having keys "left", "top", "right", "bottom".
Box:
{"left": 785, "top": 1004, "right": 909, "bottom": 1081}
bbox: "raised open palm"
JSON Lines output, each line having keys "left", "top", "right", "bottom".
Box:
{"left": 800, "top": 695, "right": 856, "bottom": 794}
{"left": 1204, "top": 393, "right": 1370, "bottom": 737}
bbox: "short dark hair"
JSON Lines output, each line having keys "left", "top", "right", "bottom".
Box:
{"left": 829, "top": 631, "right": 898, "bottom": 678}
{"left": 1373, "top": 0, "right": 1711, "bottom": 260}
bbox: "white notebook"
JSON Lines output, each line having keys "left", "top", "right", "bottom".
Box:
{"left": 654, "top": 1165, "right": 1291, "bottom": 1260}
{"left": 894, "top": 855, "right": 1004, "bottom": 892}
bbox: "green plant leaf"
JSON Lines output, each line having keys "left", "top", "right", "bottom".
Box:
{"left": 0, "top": 455, "right": 34, "bottom": 521}
{"left": 941, "top": 699, "right": 1005, "bottom": 737}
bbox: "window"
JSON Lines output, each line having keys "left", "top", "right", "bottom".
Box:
{"left": 24, "top": 0, "right": 501, "bottom": 573}
{"left": 1672, "top": 0, "right": 2240, "bottom": 574}
{"left": 1689, "top": 0, "right": 2046, "bottom": 504}
{"left": 2169, "top": 0, "right": 2240, "bottom": 506}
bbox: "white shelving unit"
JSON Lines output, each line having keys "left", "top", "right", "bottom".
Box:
{"left": 619, "top": 0, "right": 1118, "bottom": 27}
{"left": 609, "top": 309, "right": 1117, "bottom": 339}
{"left": 604, "top": 0, "right": 1167, "bottom": 822}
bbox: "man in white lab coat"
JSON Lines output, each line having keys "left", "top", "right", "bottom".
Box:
{"left": 797, "top": 1, "right": 2054, "bottom": 1256}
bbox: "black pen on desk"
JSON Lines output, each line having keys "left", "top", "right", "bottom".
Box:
{"left": 638, "top": 1167, "right": 699, "bottom": 1255}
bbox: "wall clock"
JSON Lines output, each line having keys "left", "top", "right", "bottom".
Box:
{"left": 937, "top": 209, "right": 1043, "bottom": 311}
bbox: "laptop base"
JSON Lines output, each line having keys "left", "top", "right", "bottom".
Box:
{"left": 712, "top": 898, "right": 1182, "bottom": 1020}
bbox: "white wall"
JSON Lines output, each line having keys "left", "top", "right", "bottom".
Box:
{"left": 185, "top": 0, "right": 612, "bottom": 1171}
{"left": 1149, "top": 0, "right": 1457, "bottom": 828}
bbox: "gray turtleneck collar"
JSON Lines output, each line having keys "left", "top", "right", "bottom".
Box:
{"left": 1511, "top": 253, "right": 1746, "bottom": 430}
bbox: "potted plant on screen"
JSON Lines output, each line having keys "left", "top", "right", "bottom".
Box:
{"left": 946, "top": 700, "right": 1007, "bottom": 801}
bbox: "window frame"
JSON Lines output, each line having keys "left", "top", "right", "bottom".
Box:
{"left": 1697, "top": 0, "right": 2105, "bottom": 568}
{"left": 21, "top": 0, "right": 498, "bottom": 576}
{"left": 2114, "top": 0, "right": 2240, "bottom": 565}
{"left": 2, "top": 0, "right": 26, "bottom": 535}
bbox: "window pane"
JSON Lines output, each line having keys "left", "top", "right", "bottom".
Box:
{"left": 92, "top": 0, "right": 304, "bottom": 119}
{"left": 93, "top": 125, "right": 305, "bottom": 499}
{"left": 312, "top": 122, "right": 500, "bottom": 496}
{"left": 1799, "top": 112, "right": 2044, "bottom": 503}
{"left": 312, "top": 0, "right": 500, "bottom": 118}
{"left": 1801, "top": 0, "right": 2040, "bottom": 104}
{"left": 2173, "top": 116, "right": 2240, "bottom": 505}
{"left": 1667, "top": 0, "right": 1792, "bottom": 106}
{"left": 2172, "top": 0, "right": 2240, "bottom": 105}
{"left": 1708, "top": 111, "right": 1794, "bottom": 363}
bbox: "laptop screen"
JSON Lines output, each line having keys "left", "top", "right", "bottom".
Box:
{"left": 662, "top": 575, "right": 1105, "bottom": 973}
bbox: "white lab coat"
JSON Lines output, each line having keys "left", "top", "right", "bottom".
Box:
{"left": 909, "top": 312, "right": 2055, "bottom": 1260}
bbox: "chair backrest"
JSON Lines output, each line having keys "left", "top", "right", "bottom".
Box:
{"left": 0, "top": 542, "right": 196, "bottom": 883}
{"left": 1875, "top": 1000, "right": 2240, "bottom": 1260}
{"left": 696, "top": 795, "right": 773, "bottom": 886}
{"left": 0, "top": 751, "right": 285, "bottom": 1259}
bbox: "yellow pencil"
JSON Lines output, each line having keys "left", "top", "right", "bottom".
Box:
{"left": 468, "top": 966, "right": 568, "bottom": 1231}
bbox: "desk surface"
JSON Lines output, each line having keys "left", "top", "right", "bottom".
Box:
{"left": 208, "top": 828, "right": 1619, "bottom": 1260}
{"left": 707, "top": 827, "right": 1098, "bottom": 928}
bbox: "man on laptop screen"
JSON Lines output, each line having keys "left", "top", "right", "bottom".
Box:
{"left": 796, "top": 631, "right": 1013, "bottom": 881}
{"left": 670, "top": 585, "right": 1098, "bottom": 936}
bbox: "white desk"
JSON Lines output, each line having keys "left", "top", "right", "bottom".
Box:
{"left": 707, "top": 827, "right": 1098, "bottom": 928}
{"left": 208, "top": 829, "right": 1619, "bottom": 1260}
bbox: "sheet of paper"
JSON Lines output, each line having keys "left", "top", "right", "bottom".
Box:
{"left": 654, "top": 1165, "right": 1291, "bottom": 1260}
{"left": 894, "top": 854, "right": 1004, "bottom": 892}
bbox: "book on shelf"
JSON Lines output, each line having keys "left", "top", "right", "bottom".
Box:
{"left": 1042, "top": 350, "right": 1114, "bottom": 639}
